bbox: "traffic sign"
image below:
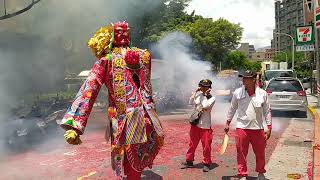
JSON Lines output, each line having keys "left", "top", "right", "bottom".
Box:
{"left": 296, "top": 44, "right": 315, "bottom": 51}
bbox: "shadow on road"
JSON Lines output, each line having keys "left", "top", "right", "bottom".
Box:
{"left": 141, "top": 170, "right": 163, "bottom": 180}
{"left": 271, "top": 110, "right": 308, "bottom": 119}
{"left": 122, "top": 170, "right": 164, "bottom": 180}
{"left": 191, "top": 162, "right": 219, "bottom": 170}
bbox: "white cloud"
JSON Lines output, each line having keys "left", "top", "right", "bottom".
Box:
{"left": 187, "top": 0, "right": 275, "bottom": 48}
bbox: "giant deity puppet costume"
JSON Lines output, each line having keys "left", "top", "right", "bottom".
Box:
{"left": 60, "top": 21, "right": 164, "bottom": 179}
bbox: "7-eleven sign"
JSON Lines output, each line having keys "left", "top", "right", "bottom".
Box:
{"left": 297, "top": 26, "right": 313, "bottom": 42}
{"left": 296, "top": 25, "right": 315, "bottom": 51}
{"left": 296, "top": 26, "right": 314, "bottom": 44}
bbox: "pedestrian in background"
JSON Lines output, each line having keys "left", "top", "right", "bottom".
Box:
{"left": 224, "top": 71, "right": 272, "bottom": 180}
{"left": 181, "top": 79, "right": 216, "bottom": 172}
{"left": 257, "top": 74, "right": 263, "bottom": 88}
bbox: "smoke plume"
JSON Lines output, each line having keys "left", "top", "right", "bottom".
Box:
{"left": 0, "top": 0, "right": 167, "bottom": 157}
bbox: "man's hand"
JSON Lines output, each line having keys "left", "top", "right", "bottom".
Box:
{"left": 191, "top": 88, "right": 201, "bottom": 97}
{"left": 204, "top": 88, "right": 211, "bottom": 96}
{"left": 264, "top": 129, "right": 271, "bottom": 140}
{"left": 224, "top": 124, "right": 230, "bottom": 134}
{"left": 64, "top": 130, "right": 82, "bottom": 145}
{"left": 224, "top": 120, "right": 231, "bottom": 134}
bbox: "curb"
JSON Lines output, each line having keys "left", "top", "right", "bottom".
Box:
{"left": 308, "top": 105, "right": 320, "bottom": 179}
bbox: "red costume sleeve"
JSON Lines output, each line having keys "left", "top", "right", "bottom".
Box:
{"left": 140, "top": 50, "right": 155, "bottom": 108}
{"left": 60, "top": 58, "right": 108, "bottom": 135}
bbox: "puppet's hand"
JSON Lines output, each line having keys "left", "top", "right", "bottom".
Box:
{"left": 64, "top": 130, "right": 82, "bottom": 145}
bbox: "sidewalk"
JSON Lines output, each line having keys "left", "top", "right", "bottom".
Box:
{"left": 307, "top": 93, "right": 320, "bottom": 179}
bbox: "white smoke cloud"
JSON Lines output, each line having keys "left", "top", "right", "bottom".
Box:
{"left": 150, "top": 32, "right": 213, "bottom": 111}
{"left": 0, "top": 0, "right": 167, "bottom": 157}
{"left": 151, "top": 32, "right": 234, "bottom": 125}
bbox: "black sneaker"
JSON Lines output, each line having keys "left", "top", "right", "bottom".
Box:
{"left": 203, "top": 164, "right": 210, "bottom": 172}
{"left": 181, "top": 161, "right": 193, "bottom": 169}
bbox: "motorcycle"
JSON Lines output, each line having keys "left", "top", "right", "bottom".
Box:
{"left": 4, "top": 105, "right": 66, "bottom": 152}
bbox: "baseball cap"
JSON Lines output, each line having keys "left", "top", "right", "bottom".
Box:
{"left": 238, "top": 70, "right": 257, "bottom": 78}
{"left": 198, "top": 79, "right": 212, "bottom": 87}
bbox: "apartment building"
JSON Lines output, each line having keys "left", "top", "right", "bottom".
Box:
{"left": 273, "top": 0, "right": 304, "bottom": 52}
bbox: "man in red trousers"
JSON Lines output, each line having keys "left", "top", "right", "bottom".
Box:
{"left": 224, "top": 70, "right": 272, "bottom": 180}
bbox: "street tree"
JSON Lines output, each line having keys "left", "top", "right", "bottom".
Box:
{"left": 273, "top": 51, "right": 311, "bottom": 78}
{"left": 179, "top": 18, "right": 243, "bottom": 68}
{"left": 225, "top": 51, "right": 247, "bottom": 70}
{"left": 244, "top": 61, "right": 262, "bottom": 72}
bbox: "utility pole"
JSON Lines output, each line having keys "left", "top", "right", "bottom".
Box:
{"left": 314, "top": 0, "right": 320, "bottom": 105}
{"left": 292, "top": 38, "right": 295, "bottom": 70}
{"left": 274, "top": 32, "right": 295, "bottom": 69}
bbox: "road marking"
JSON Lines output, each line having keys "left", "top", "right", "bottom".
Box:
{"left": 96, "top": 147, "right": 111, "bottom": 152}
{"left": 64, "top": 150, "right": 77, "bottom": 156}
{"left": 50, "top": 159, "right": 66, "bottom": 166}
{"left": 39, "top": 159, "right": 66, "bottom": 166}
{"left": 39, "top": 160, "right": 52, "bottom": 166}
{"left": 77, "top": 171, "right": 97, "bottom": 180}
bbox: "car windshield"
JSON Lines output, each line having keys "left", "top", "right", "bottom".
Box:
{"left": 266, "top": 79, "right": 303, "bottom": 92}
{"left": 265, "top": 71, "right": 294, "bottom": 80}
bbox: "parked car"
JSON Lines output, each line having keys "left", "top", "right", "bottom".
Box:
{"left": 265, "top": 77, "right": 307, "bottom": 117}
{"left": 301, "top": 77, "right": 311, "bottom": 89}
{"left": 264, "top": 69, "right": 296, "bottom": 86}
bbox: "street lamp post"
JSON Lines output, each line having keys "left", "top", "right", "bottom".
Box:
{"left": 274, "top": 32, "right": 295, "bottom": 70}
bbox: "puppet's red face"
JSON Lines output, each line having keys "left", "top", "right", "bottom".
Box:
{"left": 113, "top": 22, "right": 130, "bottom": 47}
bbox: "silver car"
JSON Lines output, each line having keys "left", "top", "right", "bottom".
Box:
{"left": 263, "top": 69, "right": 296, "bottom": 87}
{"left": 265, "top": 77, "right": 307, "bottom": 116}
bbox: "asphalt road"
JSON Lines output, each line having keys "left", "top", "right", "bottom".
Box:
{"left": 0, "top": 100, "right": 313, "bottom": 180}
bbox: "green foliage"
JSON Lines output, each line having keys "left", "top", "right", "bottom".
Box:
{"left": 244, "top": 61, "right": 262, "bottom": 72}
{"left": 225, "top": 51, "right": 247, "bottom": 70}
{"left": 179, "top": 18, "right": 243, "bottom": 67}
{"left": 273, "top": 52, "right": 304, "bottom": 66}
{"left": 273, "top": 53, "right": 288, "bottom": 63}
{"left": 129, "top": 0, "right": 243, "bottom": 68}
{"left": 295, "top": 59, "right": 313, "bottom": 78}
{"left": 130, "top": 0, "right": 194, "bottom": 47}
{"left": 223, "top": 51, "right": 261, "bottom": 72}
{"left": 273, "top": 51, "right": 311, "bottom": 78}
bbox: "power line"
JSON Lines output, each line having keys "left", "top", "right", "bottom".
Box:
{"left": 0, "top": 0, "right": 41, "bottom": 20}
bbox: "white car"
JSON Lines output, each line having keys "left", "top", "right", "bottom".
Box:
{"left": 264, "top": 70, "right": 296, "bottom": 86}
{"left": 265, "top": 77, "right": 307, "bottom": 117}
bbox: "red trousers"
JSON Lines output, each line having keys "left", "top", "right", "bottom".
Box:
{"left": 186, "top": 125, "right": 213, "bottom": 165}
{"left": 124, "top": 154, "right": 141, "bottom": 180}
{"left": 235, "top": 128, "right": 266, "bottom": 176}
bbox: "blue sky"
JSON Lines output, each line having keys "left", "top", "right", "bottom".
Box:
{"left": 187, "top": 0, "right": 275, "bottom": 49}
